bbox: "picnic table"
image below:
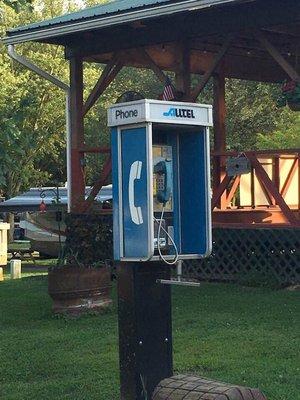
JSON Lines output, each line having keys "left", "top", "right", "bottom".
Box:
{"left": 8, "top": 241, "right": 36, "bottom": 264}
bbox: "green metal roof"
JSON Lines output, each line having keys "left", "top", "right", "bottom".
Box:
{"left": 4, "top": 0, "right": 247, "bottom": 45}
{"left": 9, "top": 0, "right": 174, "bottom": 34}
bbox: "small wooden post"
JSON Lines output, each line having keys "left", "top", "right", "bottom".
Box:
{"left": 213, "top": 65, "right": 227, "bottom": 209}
{"left": 10, "top": 259, "right": 21, "bottom": 279}
{"left": 0, "top": 267, "right": 4, "bottom": 282}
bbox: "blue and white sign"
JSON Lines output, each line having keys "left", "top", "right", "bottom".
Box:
{"left": 108, "top": 99, "right": 213, "bottom": 127}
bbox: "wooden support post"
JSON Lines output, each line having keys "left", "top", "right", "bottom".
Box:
{"left": 175, "top": 40, "right": 191, "bottom": 99}
{"left": 213, "top": 66, "right": 227, "bottom": 209}
{"left": 70, "top": 56, "right": 86, "bottom": 212}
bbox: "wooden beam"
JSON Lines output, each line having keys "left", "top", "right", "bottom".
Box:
{"left": 191, "top": 34, "right": 234, "bottom": 101}
{"left": 280, "top": 158, "right": 298, "bottom": 198}
{"left": 247, "top": 153, "right": 299, "bottom": 226}
{"left": 254, "top": 29, "right": 300, "bottom": 82}
{"left": 175, "top": 39, "right": 191, "bottom": 99}
{"left": 211, "top": 174, "right": 232, "bottom": 210}
{"left": 82, "top": 156, "right": 112, "bottom": 212}
{"left": 83, "top": 54, "right": 122, "bottom": 116}
{"left": 139, "top": 48, "right": 167, "bottom": 85}
{"left": 69, "top": 56, "right": 86, "bottom": 212}
{"left": 226, "top": 176, "right": 240, "bottom": 207}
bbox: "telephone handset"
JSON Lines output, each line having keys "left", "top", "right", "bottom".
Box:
{"left": 153, "top": 159, "right": 172, "bottom": 205}
{"left": 129, "top": 160, "right": 143, "bottom": 225}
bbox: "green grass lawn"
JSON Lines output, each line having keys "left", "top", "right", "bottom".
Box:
{"left": 0, "top": 274, "right": 299, "bottom": 400}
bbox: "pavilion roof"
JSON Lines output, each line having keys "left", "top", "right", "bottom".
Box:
{"left": 4, "top": 0, "right": 248, "bottom": 45}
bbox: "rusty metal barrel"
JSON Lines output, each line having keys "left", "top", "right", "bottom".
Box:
{"left": 152, "top": 375, "right": 267, "bottom": 400}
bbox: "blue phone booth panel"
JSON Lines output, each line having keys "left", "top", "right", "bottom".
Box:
{"left": 112, "top": 126, "right": 152, "bottom": 261}
{"left": 179, "top": 130, "right": 211, "bottom": 257}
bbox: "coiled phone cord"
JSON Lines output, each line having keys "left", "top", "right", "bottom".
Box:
{"left": 153, "top": 206, "right": 179, "bottom": 265}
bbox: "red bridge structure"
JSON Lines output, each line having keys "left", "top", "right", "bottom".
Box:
{"left": 4, "top": 0, "right": 300, "bottom": 284}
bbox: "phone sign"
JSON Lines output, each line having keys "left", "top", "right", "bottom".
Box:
{"left": 120, "top": 127, "right": 152, "bottom": 260}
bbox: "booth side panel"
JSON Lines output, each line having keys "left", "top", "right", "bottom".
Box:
{"left": 121, "top": 127, "right": 152, "bottom": 260}
{"left": 111, "top": 127, "right": 121, "bottom": 261}
{"left": 179, "top": 130, "right": 211, "bottom": 256}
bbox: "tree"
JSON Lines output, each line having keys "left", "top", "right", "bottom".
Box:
{"left": 3, "top": 0, "right": 32, "bottom": 12}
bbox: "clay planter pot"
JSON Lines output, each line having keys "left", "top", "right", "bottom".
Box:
{"left": 48, "top": 265, "right": 112, "bottom": 315}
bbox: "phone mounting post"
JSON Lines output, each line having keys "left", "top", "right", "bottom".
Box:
{"left": 109, "top": 99, "right": 212, "bottom": 400}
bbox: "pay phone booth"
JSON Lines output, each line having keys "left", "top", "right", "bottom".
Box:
{"left": 109, "top": 99, "right": 212, "bottom": 400}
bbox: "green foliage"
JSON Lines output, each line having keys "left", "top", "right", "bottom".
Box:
{"left": 0, "top": 275, "right": 299, "bottom": 399}
{"left": 257, "top": 115, "right": 300, "bottom": 149}
{"left": 3, "top": 0, "right": 32, "bottom": 12}
{"left": 225, "top": 80, "right": 297, "bottom": 151}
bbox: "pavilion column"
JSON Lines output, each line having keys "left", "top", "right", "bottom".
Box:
{"left": 175, "top": 40, "right": 191, "bottom": 99}
{"left": 69, "top": 56, "right": 86, "bottom": 212}
{"left": 213, "top": 66, "right": 227, "bottom": 209}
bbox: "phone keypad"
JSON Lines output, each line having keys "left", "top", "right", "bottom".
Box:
{"left": 157, "top": 175, "right": 165, "bottom": 191}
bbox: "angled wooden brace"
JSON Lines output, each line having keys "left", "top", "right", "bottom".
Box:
{"left": 82, "top": 156, "right": 112, "bottom": 213}
{"left": 83, "top": 53, "right": 123, "bottom": 116}
{"left": 139, "top": 48, "right": 167, "bottom": 85}
{"left": 247, "top": 153, "right": 300, "bottom": 226}
{"left": 211, "top": 173, "right": 232, "bottom": 210}
{"left": 254, "top": 30, "right": 300, "bottom": 82}
{"left": 191, "top": 34, "right": 234, "bottom": 101}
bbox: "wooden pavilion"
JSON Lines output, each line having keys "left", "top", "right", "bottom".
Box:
{"left": 4, "top": 0, "right": 300, "bottom": 228}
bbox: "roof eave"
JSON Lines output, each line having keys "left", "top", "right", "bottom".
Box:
{"left": 3, "top": 0, "right": 247, "bottom": 45}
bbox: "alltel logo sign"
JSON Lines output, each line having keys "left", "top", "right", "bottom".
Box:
{"left": 163, "top": 107, "right": 195, "bottom": 119}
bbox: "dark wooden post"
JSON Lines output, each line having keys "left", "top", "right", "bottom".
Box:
{"left": 118, "top": 263, "right": 173, "bottom": 400}
{"left": 69, "top": 56, "right": 86, "bottom": 212}
{"left": 213, "top": 65, "right": 227, "bottom": 209}
{"left": 175, "top": 40, "right": 191, "bottom": 99}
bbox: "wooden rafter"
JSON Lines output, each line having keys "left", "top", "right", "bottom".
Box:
{"left": 139, "top": 48, "right": 167, "bottom": 85}
{"left": 83, "top": 53, "right": 122, "bottom": 116}
{"left": 191, "top": 34, "right": 234, "bottom": 101}
{"left": 254, "top": 29, "right": 300, "bottom": 82}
